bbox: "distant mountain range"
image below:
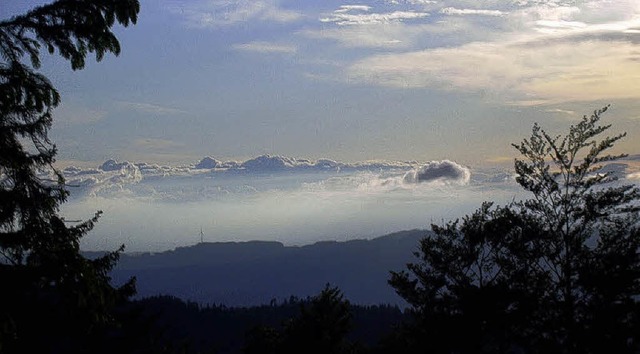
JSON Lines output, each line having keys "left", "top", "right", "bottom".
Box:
{"left": 105, "top": 230, "right": 428, "bottom": 307}
{"left": 64, "top": 154, "right": 421, "bottom": 178}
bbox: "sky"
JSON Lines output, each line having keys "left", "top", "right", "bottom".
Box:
{"left": 53, "top": 158, "right": 525, "bottom": 251}
{"left": 4, "top": 0, "right": 640, "bottom": 167}
{"left": 4, "top": 1, "right": 640, "bottom": 251}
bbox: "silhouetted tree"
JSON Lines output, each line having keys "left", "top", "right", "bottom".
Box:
{"left": 245, "top": 285, "right": 360, "bottom": 354}
{"left": 0, "top": 1, "right": 139, "bottom": 353}
{"left": 390, "top": 107, "right": 640, "bottom": 353}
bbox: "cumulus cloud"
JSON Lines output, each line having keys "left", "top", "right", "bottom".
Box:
{"left": 195, "top": 156, "right": 222, "bottom": 169}
{"left": 403, "top": 160, "right": 471, "bottom": 185}
{"left": 61, "top": 159, "right": 145, "bottom": 198}
{"left": 232, "top": 41, "right": 297, "bottom": 54}
{"left": 60, "top": 155, "right": 419, "bottom": 198}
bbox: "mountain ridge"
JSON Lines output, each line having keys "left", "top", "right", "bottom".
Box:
{"left": 109, "top": 229, "right": 428, "bottom": 307}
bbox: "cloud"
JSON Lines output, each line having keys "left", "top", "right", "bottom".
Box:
{"left": 386, "top": 0, "right": 436, "bottom": 5}
{"left": 535, "top": 19, "right": 587, "bottom": 31}
{"left": 403, "top": 160, "right": 471, "bottom": 184}
{"left": 320, "top": 7, "right": 429, "bottom": 26}
{"left": 67, "top": 166, "right": 515, "bottom": 253}
{"left": 232, "top": 41, "right": 297, "bottom": 54}
{"left": 515, "top": 4, "right": 581, "bottom": 23}
{"left": 441, "top": 7, "right": 506, "bottom": 17}
{"left": 335, "top": 5, "right": 372, "bottom": 13}
{"left": 545, "top": 108, "right": 576, "bottom": 116}
{"left": 169, "top": 0, "right": 302, "bottom": 28}
{"left": 300, "top": 0, "right": 640, "bottom": 105}
{"left": 299, "top": 23, "right": 411, "bottom": 48}
{"left": 117, "top": 101, "right": 188, "bottom": 116}
{"left": 60, "top": 155, "right": 421, "bottom": 198}
{"left": 195, "top": 156, "right": 223, "bottom": 169}
{"left": 301, "top": 11, "right": 478, "bottom": 49}
{"left": 346, "top": 25, "right": 640, "bottom": 104}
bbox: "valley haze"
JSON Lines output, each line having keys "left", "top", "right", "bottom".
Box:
{"left": 56, "top": 154, "right": 640, "bottom": 253}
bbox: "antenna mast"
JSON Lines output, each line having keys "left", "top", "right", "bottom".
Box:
{"left": 200, "top": 227, "right": 204, "bottom": 243}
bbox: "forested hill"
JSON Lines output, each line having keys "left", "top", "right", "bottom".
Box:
{"left": 105, "top": 230, "right": 426, "bottom": 306}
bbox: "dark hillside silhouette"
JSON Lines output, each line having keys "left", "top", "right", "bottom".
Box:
{"left": 108, "top": 230, "right": 424, "bottom": 306}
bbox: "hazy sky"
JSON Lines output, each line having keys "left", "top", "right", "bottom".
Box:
{"left": 4, "top": 0, "right": 640, "bottom": 166}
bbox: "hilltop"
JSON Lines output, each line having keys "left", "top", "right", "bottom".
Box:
{"left": 109, "top": 229, "right": 427, "bottom": 306}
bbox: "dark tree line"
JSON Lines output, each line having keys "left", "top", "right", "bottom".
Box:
{"left": 119, "top": 289, "right": 403, "bottom": 354}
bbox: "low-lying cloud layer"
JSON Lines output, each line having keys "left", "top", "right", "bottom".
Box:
{"left": 58, "top": 155, "right": 469, "bottom": 200}
{"left": 59, "top": 156, "right": 522, "bottom": 252}
{"left": 57, "top": 154, "right": 640, "bottom": 253}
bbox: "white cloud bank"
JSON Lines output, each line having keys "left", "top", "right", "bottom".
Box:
{"left": 299, "top": 0, "right": 640, "bottom": 104}
{"left": 347, "top": 32, "right": 640, "bottom": 103}
{"left": 59, "top": 157, "right": 515, "bottom": 252}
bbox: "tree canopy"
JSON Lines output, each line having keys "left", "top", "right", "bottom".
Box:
{"left": 245, "top": 285, "right": 358, "bottom": 354}
{"left": 0, "top": 1, "right": 140, "bottom": 353}
{"left": 390, "top": 107, "right": 640, "bottom": 353}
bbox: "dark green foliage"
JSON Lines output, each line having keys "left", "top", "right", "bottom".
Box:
{"left": 282, "top": 285, "right": 355, "bottom": 354}
{"left": 390, "top": 107, "right": 640, "bottom": 353}
{"left": 244, "top": 285, "right": 361, "bottom": 354}
{"left": 0, "top": 1, "right": 139, "bottom": 353}
{"left": 125, "top": 293, "right": 403, "bottom": 354}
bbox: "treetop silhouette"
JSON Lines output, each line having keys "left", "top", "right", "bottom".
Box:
{"left": 0, "top": 1, "right": 140, "bottom": 353}
{"left": 390, "top": 106, "right": 640, "bottom": 353}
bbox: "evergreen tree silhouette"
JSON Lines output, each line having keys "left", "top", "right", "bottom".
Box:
{"left": 244, "top": 285, "right": 360, "bottom": 354}
{"left": 0, "top": 1, "right": 139, "bottom": 353}
{"left": 390, "top": 107, "right": 640, "bottom": 353}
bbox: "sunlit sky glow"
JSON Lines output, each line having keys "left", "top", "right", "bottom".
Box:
{"left": 3, "top": 0, "right": 640, "bottom": 166}
{"left": 4, "top": 1, "right": 640, "bottom": 250}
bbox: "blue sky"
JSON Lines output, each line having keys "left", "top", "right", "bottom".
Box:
{"left": 4, "top": 0, "right": 640, "bottom": 166}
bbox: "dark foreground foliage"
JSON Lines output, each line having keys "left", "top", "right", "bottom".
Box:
{"left": 128, "top": 288, "right": 404, "bottom": 354}
{"left": 389, "top": 107, "right": 640, "bottom": 353}
{"left": 0, "top": 1, "right": 139, "bottom": 353}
